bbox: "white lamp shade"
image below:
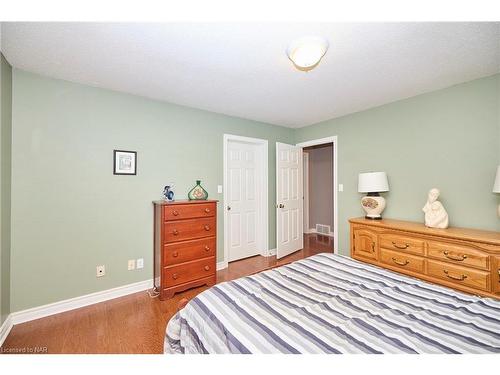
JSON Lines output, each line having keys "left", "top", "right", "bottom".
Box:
{"left": 493, "top": 166, "right": 500, "bottom": 193}
{"left": 358, "top": 172, "right": 389, "bottom": 193}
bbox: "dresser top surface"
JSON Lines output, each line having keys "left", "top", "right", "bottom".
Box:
{"left": 349, "top": 217, "right": 500, "bottom": 246}
{"left": 153, "top": 199, "right": 218, "bottom": 206}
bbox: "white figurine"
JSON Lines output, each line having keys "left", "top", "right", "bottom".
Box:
{"left": 422, "top": 188, "right": 449, "bottom": 229}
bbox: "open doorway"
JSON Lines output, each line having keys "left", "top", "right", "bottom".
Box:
{"left": 303, "top": 142, "right": 334, "bottom": 234}
{"left": 297, "top": 137, "right": 337, "bottom": 253}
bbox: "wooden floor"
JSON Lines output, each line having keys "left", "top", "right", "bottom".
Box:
{"left": 1, "top": 234, "right": 333, "bottom": 354}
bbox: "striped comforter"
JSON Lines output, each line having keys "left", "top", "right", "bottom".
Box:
{"left": 164, "top": 253, "right": 500, "bottom": 353}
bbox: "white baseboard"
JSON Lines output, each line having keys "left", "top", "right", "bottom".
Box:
{"left": 0, "top": 314, "right": 13, "bottom": 347}
{"left": 267, "top": 248, "right": 276, "bottom": 256}
{"left": 306, "top": 228, "right": 335, "bottom": 238}
{"left": 10, "top": 279, "right": 154, "bottom": 326}
{"left": 259, "top": 248, "right": 276, "bottom": 257}
{"left": 216, "top": 261, "right": 228, "bottom": 270}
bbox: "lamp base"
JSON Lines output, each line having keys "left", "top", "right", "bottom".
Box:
{"left": 361, "top": 193, "right": 386, "bottom": 220}
{"left": 365, "top": 215, "right": 382, "bottom": 220}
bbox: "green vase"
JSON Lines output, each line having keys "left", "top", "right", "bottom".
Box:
{"left": 188, "top": 180, "right": 208, "bottom": 200}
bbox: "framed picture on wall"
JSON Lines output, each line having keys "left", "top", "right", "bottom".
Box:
{"left": 113, "top": 150, "right": 137, "bottom": 175}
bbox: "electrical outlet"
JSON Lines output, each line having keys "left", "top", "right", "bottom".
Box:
{"left": 96, "top": 265, "right": 105, "bottom": 277}
{"left": 136, "top": 258, "right": 144, "bottom": 269}
{"left": 217, "top": 185, "right": 223, "bottom": 194}
{"left": 128, "top": 259, "right": 135, "bottom": 270}
{"left": 338, "top": 184, "right": 344, "bottom": 192}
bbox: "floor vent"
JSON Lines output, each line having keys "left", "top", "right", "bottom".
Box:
{"left": 315, "top": 224, "right": 331, "bottom": 235}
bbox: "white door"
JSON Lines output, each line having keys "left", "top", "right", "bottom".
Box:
{"left": 227, "top": 141, "right": 260, "bottom": 262}
{"left": 276, "top": 142, "right": 303, "bottom": 259}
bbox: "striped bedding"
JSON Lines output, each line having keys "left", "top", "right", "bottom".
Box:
{"left": 164, "top": 253, "right": 500, "bottom": 354}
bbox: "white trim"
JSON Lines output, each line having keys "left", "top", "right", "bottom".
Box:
{"left": 216, "top": 261, "right": 228, "bottom": 271}
{"left": 10, "top": 279, "right": 153, "bottom": 325}
{"left": 223, "top": 134, "right": 269, "bottom": 265}
{"left": 296, "top": 136, "right": 338, "bottom": 254}
{"left": 0, "top": 315, "right": 13, "bottom": 347}
{"left": 303, "top": 152, "right": 310, "bottom": 232}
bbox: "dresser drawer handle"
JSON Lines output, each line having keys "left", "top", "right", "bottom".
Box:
{"left": 172, "top": 210, "right": 179, "bottom": 216}
{"left": 443, "top": 251, "right": 467, "bottom": 261}
{"left": 392, "top": 241, "right": 409, "bottom": 250}
{"left": 204, "top": 208, "right": 211, "bottom": 213}
{"left": 444, "top": 270, "right": 467, "bottom": 281}
{"left": 204, "top": 265, "right": 210, "bottom": 271}
{"left": 172, "top": 229, "right": 179, "bottom": 235}
{"left": 204, "top": 245, "right": 210, "bottom": 251}
{"left": 391, "top": 257, "right": 409, "bottom": 266}
{"left": 172, "top": 273, "right": 178, "bottom": 280}
{"left": 204, "top": 225, "right": 211, "bottom": 231}
{"left": 172, "top": 251, "right": 178, "bottom": 258}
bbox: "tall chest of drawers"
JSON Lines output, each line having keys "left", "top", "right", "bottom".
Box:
{"left": 153, "top": 200, "right": 218, "bottom": 300}
{"left": 350, "top": 217, "right": 500, "bottom": 299}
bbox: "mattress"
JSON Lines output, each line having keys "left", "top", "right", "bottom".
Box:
{"left": 164, "top": 253, "right": 500, "bottom": 353}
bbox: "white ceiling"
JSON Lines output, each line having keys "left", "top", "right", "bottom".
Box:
{"left": 1, "top": 22, "right": 499, "bottom": 128}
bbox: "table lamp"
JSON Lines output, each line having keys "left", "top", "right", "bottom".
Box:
{"left": 358, "top": 172, "right": 389, "bottom": 220}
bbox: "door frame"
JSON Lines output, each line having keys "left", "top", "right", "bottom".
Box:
{"left": 302, "top": 151, "right": 310, "bottom": 233}
{"left": 223, "top": 134, "right": 269, "bottom": 267}
{"left": 296, "top": 136, "right": 338, "bottom": 254}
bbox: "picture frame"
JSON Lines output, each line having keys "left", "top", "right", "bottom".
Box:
{"left": 113, "top": 150, "right": 137, "bottom": 175}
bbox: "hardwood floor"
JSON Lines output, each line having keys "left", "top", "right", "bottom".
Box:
{"left": 1, "top": 234, "right": 333, "bottom": 354}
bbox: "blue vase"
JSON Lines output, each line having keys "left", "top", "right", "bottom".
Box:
{"left": 163, "top": 185, "right": 175, "bottom": 201}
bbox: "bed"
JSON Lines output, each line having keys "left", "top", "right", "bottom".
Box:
{"left": 164, "top": 253, "right": 500, "bottom": 354}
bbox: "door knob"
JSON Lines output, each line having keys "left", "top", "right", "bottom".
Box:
{"left": 227, "top": 206, "right": 231, "bottom": 211}
{"left": 278, "top": 203, "right": 285, "bottom": 208}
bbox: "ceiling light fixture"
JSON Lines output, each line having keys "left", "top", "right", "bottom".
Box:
{"left": 287, "top": 36, "right": 329, "bottom": 72}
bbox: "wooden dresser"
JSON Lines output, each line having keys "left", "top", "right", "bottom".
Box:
{"left": 153, "top": 200, "right": 218, "bottom": 300}
{"left": 349, "top": 217, "right": 500, "bottom": 299}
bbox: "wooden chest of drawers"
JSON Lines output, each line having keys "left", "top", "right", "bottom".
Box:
{"left": 153, "top": 200, "right": 218, "bottom": 300}
{"left": 349, "top": 217, "right": 500, "bottom": 299}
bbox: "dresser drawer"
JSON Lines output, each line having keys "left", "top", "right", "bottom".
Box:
{"left": 427, "top": 260, "right": 490, "bottom": 292}
{"left": 164, "top": 217, "right": 216, "bottom": 243}
{"left": 427, "top": 241, "right": 489, "bottom": 270}
{"left": 379, "top": 233, "right": 425, "bottom": 255}
{"left": 163, "top": 237, "right": 216, "bottom": 265}
{"left": 163, "top": 257, "right": 215, "bottom": 287}
{"left": 380, "top": 248, "right": 425, "bottom": 274}
{"left": 164, "top": 203, "right": 215, "bottom": 221}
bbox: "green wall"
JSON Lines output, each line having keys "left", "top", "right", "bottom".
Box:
{"left": 10, "top": 70, "right": 293, "bottom": 311}
{"left": 6, "top": 69, "right": 500, "bottom": 313}
{"left": 295, "top": 74, "right": 500, "bottom": 255}
{"left": 0, "top": 53, "right": 12, "bottom": 324}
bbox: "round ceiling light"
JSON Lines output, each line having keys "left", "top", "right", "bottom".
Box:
{"left": 287, "top": 36, "right": 329, "bottom": 71}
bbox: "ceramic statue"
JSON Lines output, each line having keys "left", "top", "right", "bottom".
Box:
{"left": 422, "top": 188, "right": 449, "bottom": 229}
